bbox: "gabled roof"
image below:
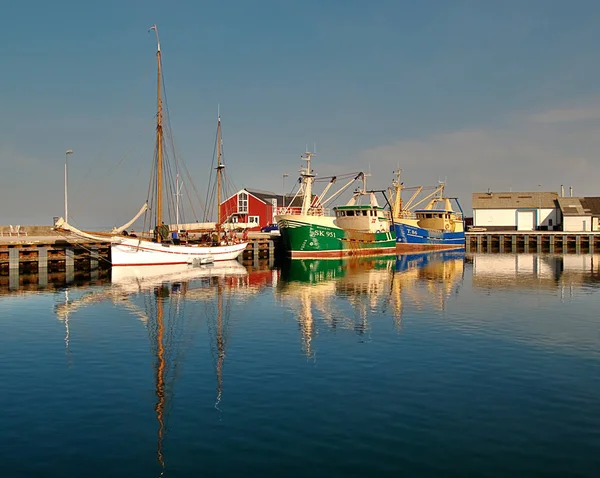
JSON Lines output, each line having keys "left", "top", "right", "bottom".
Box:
{"left": 557, "top": 197, "right": 600, "bottom": 216}
{"left": 246, "top": 188, "right": 278, "bottom": 203}
{"left": 472, "top": 191, "right": 558, "bottom": 209}
{"left": 246, "top": 188, "right": 306, "bottom": 207}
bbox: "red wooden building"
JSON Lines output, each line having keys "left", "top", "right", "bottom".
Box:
{"left": 219, "top": 188, "right": 303, "bottom": 230}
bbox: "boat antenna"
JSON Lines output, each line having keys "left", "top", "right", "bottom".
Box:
{"left": 149, "top": 24, "right": 161, "bottom": 52}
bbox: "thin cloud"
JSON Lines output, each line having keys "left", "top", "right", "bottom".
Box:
{"left": 356, "top": 102, "right": 600, "bottom": 213}
{"left": 529, "top": 105, "right": 600, "bottom": 124}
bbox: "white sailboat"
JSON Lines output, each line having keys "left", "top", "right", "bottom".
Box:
{"left": 57, "top": 25, "right": 247, "bottom": 266}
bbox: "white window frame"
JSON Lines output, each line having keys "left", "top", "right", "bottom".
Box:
{"left": 238, "top": 192, "right": 248, "bottom": 213}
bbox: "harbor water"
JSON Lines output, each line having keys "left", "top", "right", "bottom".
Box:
{"left": 1, "top": 252, "right": 599, "bottom": 477}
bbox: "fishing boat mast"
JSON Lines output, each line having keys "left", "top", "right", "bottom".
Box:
{"left": 150, "top": 25, "right": 164, "bottom": 227}
{"left": 391, "top": 169, "right": 403, "bottom": 219}
{"left": 300, "top": 152, "right": 316, "bottom": 214}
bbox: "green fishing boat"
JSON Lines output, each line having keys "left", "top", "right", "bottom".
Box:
{"left": 275, "top": 152, "right": 397, "bottom": 259}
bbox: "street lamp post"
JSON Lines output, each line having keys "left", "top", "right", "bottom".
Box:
{"left": 282, "top": 173, "right": 289, "bottom": 207}
{"left": 538, "top": 184, "right": 542, "bottom": 230}
{"left": 65, "top": 150, "right": 73, "bottom": 221}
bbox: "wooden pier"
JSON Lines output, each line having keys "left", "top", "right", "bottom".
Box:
{"left": 0, "top": 227, "right": 279, "bottom": 276}
{"left": 466, "top": 231, "right": 600, "bottom": 254}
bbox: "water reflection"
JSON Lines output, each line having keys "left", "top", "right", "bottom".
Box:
{"left": 277, "top": 250, "right": 465, "bottom": 357}
{"left": 5, "top": 253, "right": 600, "bottom": 476}
{"left": 470, "top": 253, "right": 600, "bottom": 292}
{"left": 53, "top": 261, "right": 252, "bottom": 473}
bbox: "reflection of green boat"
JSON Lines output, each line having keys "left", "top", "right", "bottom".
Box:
{"left": 280, "top": 255, "right": 397, "bottom": 284}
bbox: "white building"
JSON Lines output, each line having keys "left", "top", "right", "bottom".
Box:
{"left": 557, "top": 197, "right": 600, "bottom": 232}
{"left": 472, "top": 191, "right": 560, "bottom": 231}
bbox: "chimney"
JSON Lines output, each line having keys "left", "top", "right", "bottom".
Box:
{"left": 570, "top": 186, "right": 573, "bottom": 197}
{"left": 560, "top": 184, "right": 564, "bottom": 197}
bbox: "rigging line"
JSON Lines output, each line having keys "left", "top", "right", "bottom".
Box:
{"left": 158, "top": 63, "right": 203, "bottom": 222}
{"left": 220, "top": 144, "right": 241, "bottom": 201}
{"left": 51, "top": 229, "right": 113, "bottom": 265}
{"left": 205, "top": 176, "right": 219, "bottom": 223}
{"left": 71, "top": 59, "right": 157, "bottom": 197}
{"left": 70, "top": 123, "right": 158, "bottom": 224}
{"left": 174, "top": 160, "right": 201, "bottom": 222}
{"left": 203, "top": 121, "right": 220, "bottom": 222}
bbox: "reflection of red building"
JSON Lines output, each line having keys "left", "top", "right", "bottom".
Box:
{"left": 219, "top": 188, "right": 303, "bottom": 230}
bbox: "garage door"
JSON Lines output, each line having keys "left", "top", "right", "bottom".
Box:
{"left": 517, "top": 210, "right": 535, "bottom": 231}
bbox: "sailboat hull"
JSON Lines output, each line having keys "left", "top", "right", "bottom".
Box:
{"left": 111, "top": 237, "right": 247, "bottom": 266}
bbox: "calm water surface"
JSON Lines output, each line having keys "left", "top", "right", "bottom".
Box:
{"left": 1, "top": 252, "right": 600, "bottom": 477}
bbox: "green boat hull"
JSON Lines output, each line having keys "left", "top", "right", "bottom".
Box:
{"left": 278, "top": 217, "right": 396, "bottom": 258}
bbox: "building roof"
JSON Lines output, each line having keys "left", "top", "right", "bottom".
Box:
{"left": 557, "top": 197, "right": 600, "bottom": 216}
{"left": 246, "top": 188, "right": 277, "bottom": 203}
{"left": 472, "top": 191, "right": 558, "bottom": 209}
{"left": 580, "top": 197, "right": 600, "bottom": 216}
{"left": 244, "top": 188, "right": 306, "bottom": 208}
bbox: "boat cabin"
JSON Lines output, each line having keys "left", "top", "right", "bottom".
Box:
{"left": 415, "top": 209, "right": 460, "bottom": 232}
{"left": 334, "top": 205, "right": 391, "bottom": 233}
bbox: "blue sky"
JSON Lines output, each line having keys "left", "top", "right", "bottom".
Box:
{"left": 2, "top": 0, "right": 600, "bottom": 227}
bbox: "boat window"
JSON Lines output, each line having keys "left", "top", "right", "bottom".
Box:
{"left": 347, "top": 210, "right": 355, "bottom": 216}
{"left": 362, "top": 210, "right": 368, "bottom": 216}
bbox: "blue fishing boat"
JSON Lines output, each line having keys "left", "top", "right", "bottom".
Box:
{"left": 390, "top": 171, "right": 465, "bottom": 252}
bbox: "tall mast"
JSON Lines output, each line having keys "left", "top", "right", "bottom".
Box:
{"left": 301, "top": 152, "right": 316, "bottom": 215}
{"left": 150, "top": 25, "right": 163, "bottom": 227}
{"left": 216, "top": 107, "right": 224, "bottom": 228}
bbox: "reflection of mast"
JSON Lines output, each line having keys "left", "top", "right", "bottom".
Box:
{"left": 215, "top": 278, "right": 225, "bottom": 408}
{"left": 207, "top": 276, "right": 234, "bottom": 411}
{"left": 154, "top": 291, "right": 166, "bottom": 471}
{"left": 64, "top": 290, "right": 71, "bottom": 358}
{"left": 387, "top": 268, "right": 403, "bottom": 331}
{"left": 299, "top": 290, "right": 315, "bottom": 359}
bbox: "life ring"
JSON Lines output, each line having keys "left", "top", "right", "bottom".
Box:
{"left": 376, "top": 230, "right": 381, "bottom": 233}
{"left": 444, "top": 224, "right": 450, "bottom": 231}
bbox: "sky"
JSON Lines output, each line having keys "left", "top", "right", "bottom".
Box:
{"left": 2, "top": 0, "right": 600, "bottom": 228}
